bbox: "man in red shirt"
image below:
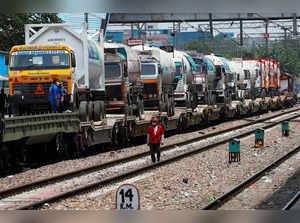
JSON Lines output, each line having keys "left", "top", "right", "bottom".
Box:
{"left": 146, "top": 117, "right": 165, "bottom": 163}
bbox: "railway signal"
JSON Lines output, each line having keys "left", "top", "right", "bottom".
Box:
{"left": 282, "top": 121, "right": 289, "bottom": 136}
{"left": 116, "top": 184, "right": 140, "bottom": 210}
{"left": 255, "top": 128, "right": 264, "bottom": 148}
{"left": 229, "top": 138, "right": 240, "bottom": 163}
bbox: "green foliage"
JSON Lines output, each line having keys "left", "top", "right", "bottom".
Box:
{"left": 0, "top": 13, "right": 62, "bottom": 51}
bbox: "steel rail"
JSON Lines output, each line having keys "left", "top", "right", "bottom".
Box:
{"left": 282, "top": 191, "right": 300, "bottom": 210}
{"left": 0, "top": 107, "right": 298, "bottom": 201}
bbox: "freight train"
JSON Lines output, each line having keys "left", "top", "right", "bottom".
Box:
{"left": 0, "top": 22, "right": 297, "bottom": 170}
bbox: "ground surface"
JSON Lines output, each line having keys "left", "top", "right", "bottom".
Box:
{"left": 39, "top": 113, "right": 300, "bottom": 210}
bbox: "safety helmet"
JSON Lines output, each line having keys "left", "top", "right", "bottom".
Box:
{"left": 151, "top": 117, "right": 158, "bottom": 123}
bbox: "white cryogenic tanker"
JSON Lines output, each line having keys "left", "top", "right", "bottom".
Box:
{"left": 9, "top": 23, "right": 106, "bottom": 120}
{"left": 172, "top": 50, "right": 198, "bottom": 109}
{"left": 241, "top": 60, "right": 261, "bottom": 99}
{"left": 132, "top": 45, "right": 176, "bottom": 116}
{"left": 204, "top": 54, "right": 232, "bottom": 104}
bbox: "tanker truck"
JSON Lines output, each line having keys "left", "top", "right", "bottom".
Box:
{"left": 104, "top": 42, "right": 144, "bottom": 118}
{"left": 203, "top": 54, "right": 232, "bottom": 104}
{"left": 132, "top": 45, "right": 176, "bottom": 116}
{"left": 6, "top": 23, "right": 106, "bottom": 122}
{"left": 172, "top": 50, "right": 198, "bottom": 109}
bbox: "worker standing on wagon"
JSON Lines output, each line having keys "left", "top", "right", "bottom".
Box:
{"left": 57, "top": 81, "right": 65, "bottom": 113}
{"left": 146, "top": 117, "right": 165, "bottom": 163}
{"left": 0, "top": 88, "right": 7, "bottom": 118}
{"left": 49, "top": 78, "right": 60, "bottom": 113}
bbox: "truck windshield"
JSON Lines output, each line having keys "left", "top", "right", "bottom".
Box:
{"left": 175, "top": 65, "right": 182, "bottom": 78}
{"left": 0, "top": 80, "right": 8, "bottom": 88}
{"left": 141, "top": 64, "right": 156, "bottom": 75}
{"left": 196, "top": 64, "right": 202, "bottom": 73}
{"left": 105, "top": 63, "right": 121, "bottom": 80}
{"left": 10, "top": 50, "right": 70, "bottom": 71}
{"left": 229, "top": 73, "right": 235, "bottom": 82}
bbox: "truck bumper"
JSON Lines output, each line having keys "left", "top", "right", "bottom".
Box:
{"left": 9, "top": 95, "right": 49, "bottom": 105}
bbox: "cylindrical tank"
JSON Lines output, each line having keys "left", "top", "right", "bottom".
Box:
{"left": 204, "top": 54, "right": 224, "bottom": 89}
{"left": 104, "top": 42, "right": 141, "bottom": 84}
{"left": 87, "top": 39, "right": 105, "bottom": 90}
{"left": 132, "top": 45, "right": 175, "bottom": 86}
{"left": 173, "top": 50, "right": 194, "bottom": 85}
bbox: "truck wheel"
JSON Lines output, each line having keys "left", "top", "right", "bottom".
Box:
{"left": 93, "top": 101, "right": 101, "bottom": 121}
{"left": 100, "top": 101, "right": 105, "bottom": 120}
{"left": 159, "top": 101, "right": 164, "bottom": 112}
{"left": 79, "top": 101, "right": 89, "bottom": 122}
{"left": 167, "top": 97, "right": 174, "bottom": 117}
{"left": 136, "top": 98, "right": 144, "bottom": 119}
{"left": 124, "top": 105, "right": 133, "bottom": 116}
{"left": 169, "top": 98, "right": 175, "bottom": 117}
{"left": 72, "top": 86, "right": 80, "bottom": 112}
{"left": 186, "top": 92, "right": 192, "bottom": 108}
{"left": 93, "top": 101, "right": 105, "bottom": 121}
{"left": 88, "top": 102, "right": 94, "bottom": 121}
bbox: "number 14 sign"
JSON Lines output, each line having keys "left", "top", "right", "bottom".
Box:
{"left": 116, "top": 184, "right": 140, "bottom": 210}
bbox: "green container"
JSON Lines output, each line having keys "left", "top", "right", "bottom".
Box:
{"left": 282, "top": 121, "right": 289, "bottom": 131}
{"left": 229, "top": 139, "right": 240, "bottom": 153}
{"left": 255, "top": 128, "right": 264, "bottom": 147}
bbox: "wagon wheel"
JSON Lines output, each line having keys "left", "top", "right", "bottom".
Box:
{"left": 79, "top": 101, "right": 89, "bottom": 122}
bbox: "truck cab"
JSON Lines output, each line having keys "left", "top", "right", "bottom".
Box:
{"left": 139, "top": 53, "right": 161, "bottom": 109}
{"left": 104, "top": 43, "right": 144, "bottom": 117}
{"left": 6, "top": 44, "right": 75, "bottom": 114}
{"left": 104, "top": 51, "right": 127, "bottom": 112}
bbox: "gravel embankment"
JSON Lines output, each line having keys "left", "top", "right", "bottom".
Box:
{"left": 41, "top": 113, "right": 300, "bottom": 210}
{"left": 1, "top": 107, "right": 293, "bottom": 191}
{"left": 220, "top": 139, "right": 300, "bottom": 210}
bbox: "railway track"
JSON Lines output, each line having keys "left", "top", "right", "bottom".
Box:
{"left": 202, "top": 144, "right": 300, "bottom": 210}
{"left": 0, "top": 107, "right": 300, "bottom": 210}
{"left": 282, "top": 191, "right": 300, "bottom": 210}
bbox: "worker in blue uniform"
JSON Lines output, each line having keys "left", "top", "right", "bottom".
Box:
{"left": 49, "top": 78, "right": 60, "bottom": 113}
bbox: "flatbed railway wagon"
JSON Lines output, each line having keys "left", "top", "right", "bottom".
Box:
{"left": 0, "top": 93, "right": 296, "bottom": 170}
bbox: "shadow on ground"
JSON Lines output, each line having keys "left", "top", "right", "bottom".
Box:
{"left": 255, "top": 167, "right": 300, "bottom": 209}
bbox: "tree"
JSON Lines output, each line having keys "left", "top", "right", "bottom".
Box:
{"left": 0, "top": 13, "right": 62, "bottom": 51}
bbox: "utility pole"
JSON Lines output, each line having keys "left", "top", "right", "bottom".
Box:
{"left": 209, "top": 13, "right": 214, "bottom": 39}
{"left": 265, "top": 19, "right": 269, "bottom": 57}
{"left": 293, "top": 13, "right": 297, "bottom": 36}
{"left": 172, "top": 21, "right": 175, "bottom": 58}
{"left": 283, "top": 27, "right": 288, "bottom": 41}
{"left": 84, "top": 13, "right": 88, "bottom": 30}
{"left": 198, "top": 24, "right": 202, "bottom": 53}
{"left": 130, "top": 23, "right": 134, "bottom": 40}
{"left": 240, "top": 19, "right": 243, "bottom": 46}
{"left": 137, "top": 23, "right": 142, "bottom": 40}
{"left": 144, "top": 23, "right": 147, "bottom": 44}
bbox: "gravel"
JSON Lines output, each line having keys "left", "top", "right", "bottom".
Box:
{"left": 220, "top": 139, "right": 300, "bottom": 210}
{"left": 3, "top": 109, "right": 296, "bottom": 210}
{"left": 40, "top": 111, "right": 300, "bottom": 210}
